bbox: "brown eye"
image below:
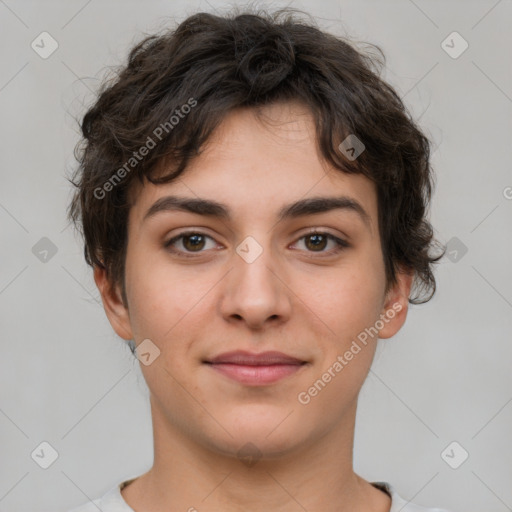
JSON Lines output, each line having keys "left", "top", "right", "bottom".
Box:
{"left": 182, "top": 234, "right": 206, "bottom": 251}
{"left": 304, "top": 233, "right": 328, "bottom": 251}
{"left": 293, "top": 231, "right": 349, "bottom": 256}
{"left": 164, "top": 231, "right": 216, "bottom": 257}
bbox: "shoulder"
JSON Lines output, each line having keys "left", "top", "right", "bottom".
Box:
{"left": 65, "top": 476, "right": 137, "bottom": 512}
{"left": 66, "top": 499, "right": 102, "bottom": 512}
{"left": 372, "top": 481, "right": 453, "bottom": 512}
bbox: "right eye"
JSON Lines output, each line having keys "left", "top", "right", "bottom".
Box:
{"left": 164, "top": 231, "right": 219, "bottom": 258}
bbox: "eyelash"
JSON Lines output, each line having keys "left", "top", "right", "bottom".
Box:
{"left": 164, "top": 229, "right": 350, "bottom": 259}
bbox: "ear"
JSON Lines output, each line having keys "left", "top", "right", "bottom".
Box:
{"left": 377, "top": 267, "right": 414, "bottom": 339}
{"left": 93, "top": 265, "right": 133, "bottom": 340}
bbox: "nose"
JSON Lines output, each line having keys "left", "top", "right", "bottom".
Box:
{"left": 218, "top": 236, "right": 292, "bottom": 331}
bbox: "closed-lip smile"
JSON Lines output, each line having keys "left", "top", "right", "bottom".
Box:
{"left": 204, "top": 350, "right": 308, "bottom": 385}
{"left": 205, "top": 350, "right": 307, "bottom": 365}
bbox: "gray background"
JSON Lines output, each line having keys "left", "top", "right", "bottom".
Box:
{"left": 1, "top": 1, "right": 511, "bottom": 511}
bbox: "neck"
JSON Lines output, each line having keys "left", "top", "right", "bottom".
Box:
{"left": 121, "top": 394, "right": 390, "bottom": 512}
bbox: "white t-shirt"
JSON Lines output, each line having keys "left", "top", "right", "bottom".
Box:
{"left": 67, "top": 476, "right": 453, "bottom": 512}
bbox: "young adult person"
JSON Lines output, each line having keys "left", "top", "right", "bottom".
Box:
{"left": 67, "top": 8, "right": 449, "bottom": 512}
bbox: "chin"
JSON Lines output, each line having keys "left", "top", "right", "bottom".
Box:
{"left": 202, "top": 414, "right": 310, "bottom": 461}
{"left": 207, "top": 434, "right": 303, "bottom": 463}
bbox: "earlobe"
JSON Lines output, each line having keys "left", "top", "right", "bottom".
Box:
{"left": 378, "top": 269, "right": 414, "bottom": 340}
{"left": 93, "top": 265, "right": 133, "bottom": 340}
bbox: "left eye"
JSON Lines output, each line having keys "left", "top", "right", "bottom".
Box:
{"left": 164, "top": 231, "right": 349, "bottom": 258}
{"left": 292, "top": 231, "right": 349, "bottom": 255}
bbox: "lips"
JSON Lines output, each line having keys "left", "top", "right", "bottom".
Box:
{"left": 205, "top": 350, "right": 306, "bottom": 366}
{"left": 204, "top": 350, "right": 308, "bottom": 386}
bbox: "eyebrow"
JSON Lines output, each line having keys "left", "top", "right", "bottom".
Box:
{"left": 142, "top": 194, "right": 372, "bottom": 230}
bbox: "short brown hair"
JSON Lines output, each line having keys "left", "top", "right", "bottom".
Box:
{"left": 67, "top": 7, "right": 445, "bottom": 306}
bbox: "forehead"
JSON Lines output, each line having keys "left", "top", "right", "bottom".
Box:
{"left": 127, "top": 102, "right": 378, "bottom": 230}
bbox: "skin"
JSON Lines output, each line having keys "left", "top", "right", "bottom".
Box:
{"left": 94, "top": 101, "right": 412, "bottom": 512}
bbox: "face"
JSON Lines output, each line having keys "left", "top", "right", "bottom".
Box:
{"left": 95, "top": 101, "right": 412, "bottom": 460}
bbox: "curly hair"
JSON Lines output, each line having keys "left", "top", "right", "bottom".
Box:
{"left": 67, "top": 7, "right": 445, "bottom": 307}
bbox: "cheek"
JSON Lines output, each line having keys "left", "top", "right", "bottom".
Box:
{"left": 303, "top": 267, "right": 383, "bottom": 400}
{"left": 125, "top": 256, "right": 214, "bottom": 346}
{"left": 310, "top": 254, "right": 385, "bottom": 334}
